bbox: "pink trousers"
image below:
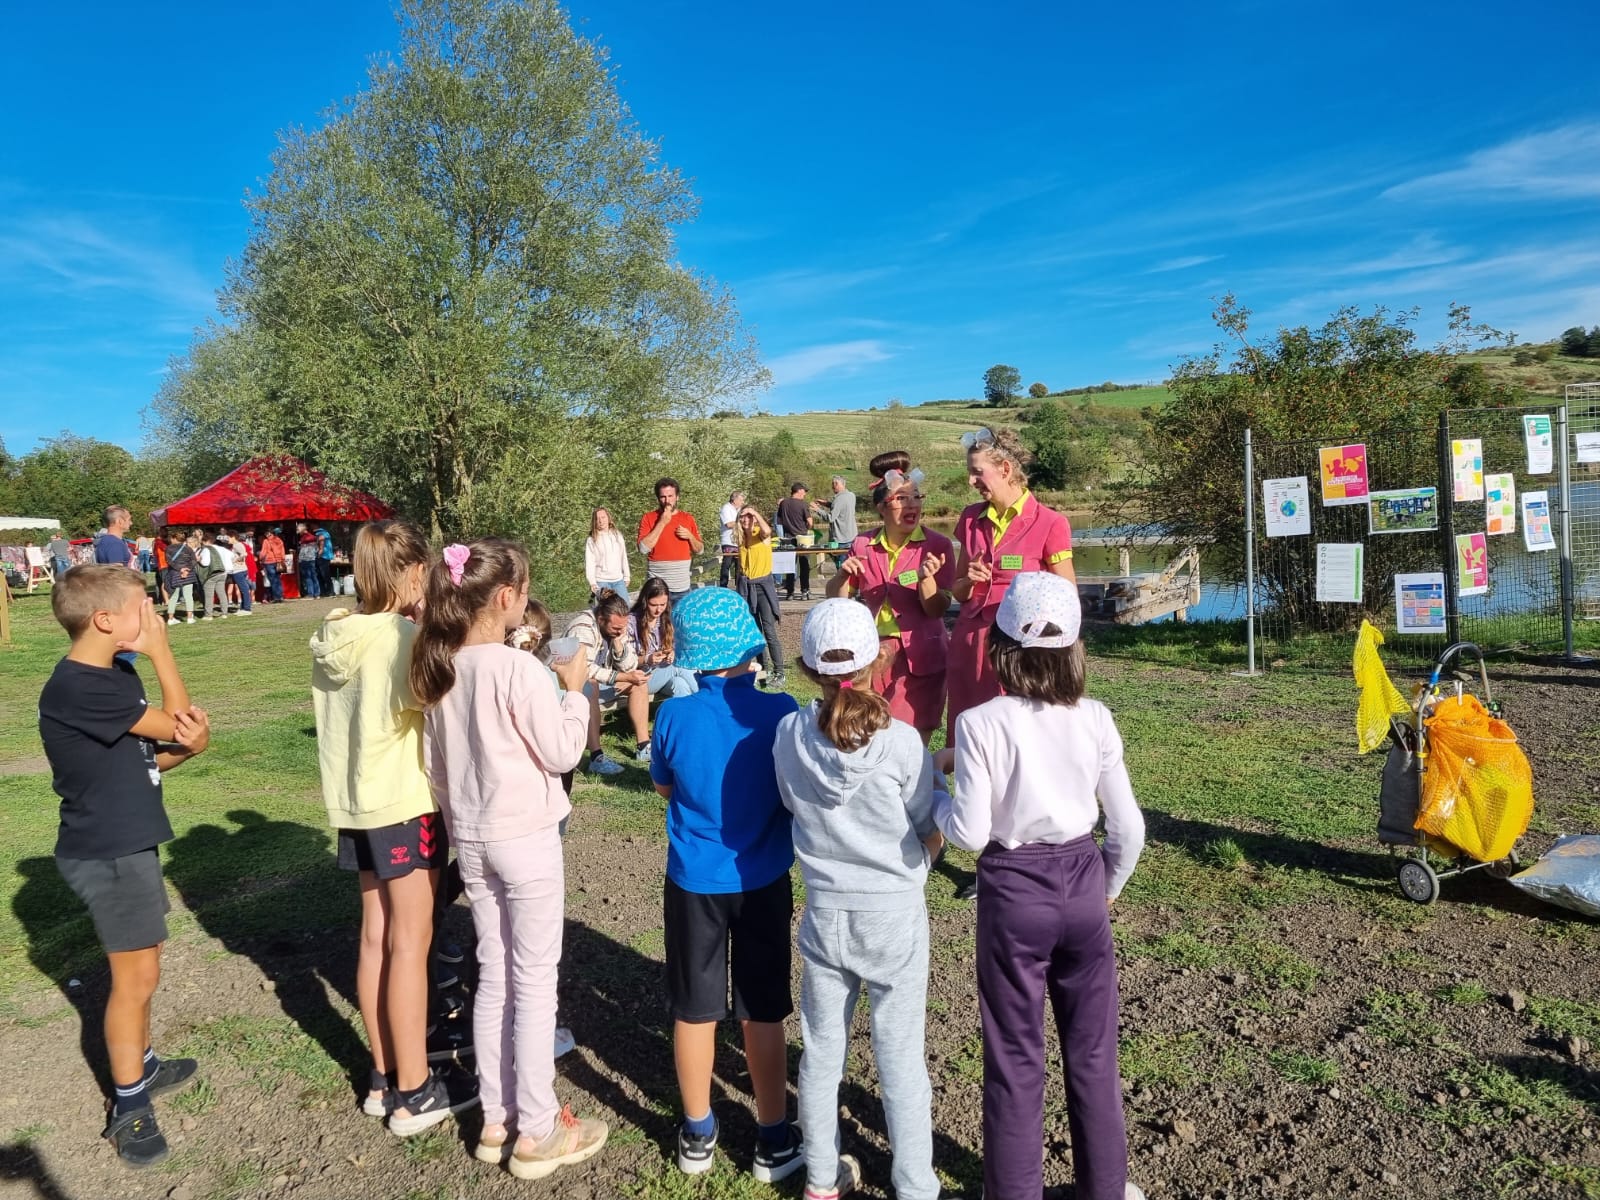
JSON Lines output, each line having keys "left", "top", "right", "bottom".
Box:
{"left": 456, "top": 825, "right": 564, "bottom": 1136}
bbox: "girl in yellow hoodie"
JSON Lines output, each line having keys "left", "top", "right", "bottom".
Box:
{"left": 311, "top": 521, "right": 475, "bottom": 1136}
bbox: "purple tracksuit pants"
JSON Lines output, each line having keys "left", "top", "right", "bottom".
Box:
{"left": 976, "top": 835, "right": 1128, "bottom": 1200}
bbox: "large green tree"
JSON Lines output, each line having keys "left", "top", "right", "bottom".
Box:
{"left": 6, "top": 434, "right": 169, "bottom": 536}
{"left": 982, "top": 364, "right": 1021, "bottom": 407}
{"left": 151, "top": 0, "right": 764, "bottom": 599}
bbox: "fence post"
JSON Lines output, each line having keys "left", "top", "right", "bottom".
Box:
{"left": 1438, "top": 410, "right": 1460, "bottom": 645}
{"left": 1557, "top": 404, "right": 1577, "bottom": 660}
{"left": 1236, "top": 427, "right": 1260, "bottom": 676}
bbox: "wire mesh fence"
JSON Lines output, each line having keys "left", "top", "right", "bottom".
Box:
{"left": 1567, "top": 383, "right": 1600, "bottom": 624}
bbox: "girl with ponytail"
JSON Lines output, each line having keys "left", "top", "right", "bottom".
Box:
{"left": 411, "top": 539, "right": 610, "bottom": 1179}
{"left": 772, "top": 599, "right": 945, "bottom": 1200}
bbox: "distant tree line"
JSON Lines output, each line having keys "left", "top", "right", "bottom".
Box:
{"left": 1560, "top": 327, "right": 1600, "bottom": 358}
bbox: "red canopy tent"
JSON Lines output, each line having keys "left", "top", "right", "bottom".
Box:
{"left": 150, "top": 455, "right": 395, "bottom": 528}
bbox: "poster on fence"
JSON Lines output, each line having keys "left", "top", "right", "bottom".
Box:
{"left": 1367, "top": 487, "right": 1437, "bottom": 535}
{"left": 1523, "top": 415, "right": 1553, "bottom": 475}
{"left": 1315, "top": 543, "right": 1363, "bottom": 604}
{"left": 1486, "top": 473, "right": 1517, "bottom": 536}
{"left": 1577, "top": 432, "right": 1600, "bottom": 464}
{"left": 1451, "top": 438, "right": 1484, "bottom": 502}
{"left": 1522, "top": 491, "right": 1555, "bottom": 552}
{"left": 1395, "top": 573, "right": 1447, "bottom": 634}
{"left": 1263, "top": 476, "right": 1311, "bottom": 537}
{"left": 1455, "top": 532, "right": 1489, "bottom": 597}
{"left": 1318, "top": 444, "right": 1369, "bottom": 506}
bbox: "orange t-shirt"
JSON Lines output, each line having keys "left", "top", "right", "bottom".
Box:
{"left": 637, "top": 510, "right": 700, "bottom": 562}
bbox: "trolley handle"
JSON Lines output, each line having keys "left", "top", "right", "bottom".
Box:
{"left": 1426, "top": 640, "right": 1492, "bottom": 707}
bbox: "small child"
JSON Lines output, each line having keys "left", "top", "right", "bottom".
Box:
{"left": 934, "top": 572, "right": 1146, "bottom": 1200}
{"left": 648, "top": 588, "right": 802, "bottom": 1179}
{"left": 412, "top": 539, "right": 608, "bottom": 1179}
{"left": 734, "top": 506, "right": 785, "bottom": 687}
{"left": 774, "top": 599, "right": 946, "bottom": 1200}
{"left": 39, "top": 566, "right": 211, "bottom": 1166}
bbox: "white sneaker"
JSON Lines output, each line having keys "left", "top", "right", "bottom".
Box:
{"left": 235, "top": 609, "right": 253, "bottom": 617}
{"left": 635, "top": 743, "right": 652, "bottom": 764}
{"left": 186, "top": 617, "right": 196, "bottom": 625}
{"left": 586, "top": 752, "right": 623, "bottom": 777}
{"left": 554, "top": 1026, "right": 576, "bottom": 1059}
{"left": 167, "top": 617, "right": 178, "bottom": 626}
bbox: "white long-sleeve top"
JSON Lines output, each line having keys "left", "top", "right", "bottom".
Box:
{"left": 935, "top": 694, "right": 1145, "bottom": 899}
{"left": 584, "top": 530, "right": 631, "bottom": 591}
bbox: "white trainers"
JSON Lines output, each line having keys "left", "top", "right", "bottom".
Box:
{"left": 554, "top": 1026, "right": 576, "bottom": 1059}
{"left": 235, "top": 609, "right": 253, "bottom": 617}
{"left": 167, "top": 617, "right": 178, "bottom": 626}
{"left": 186, "top": 617, "right": 196, "bottom": 624}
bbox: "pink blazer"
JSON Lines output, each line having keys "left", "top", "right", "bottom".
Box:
{"left": 953, "top": 494, "right": 1073, "bottom": 626}
{"left": 848, "top": 527, "right": 957, "bottom": 676}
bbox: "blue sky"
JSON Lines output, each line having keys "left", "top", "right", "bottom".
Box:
{"left": 3, "top": 1, "right": 1598, "bottom": 456}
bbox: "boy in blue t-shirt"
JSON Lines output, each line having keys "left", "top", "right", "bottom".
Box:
{"left": 649, "top": 588, "right": 802, "bottom": 1182}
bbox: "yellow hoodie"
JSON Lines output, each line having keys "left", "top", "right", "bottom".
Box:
{"left": 310, "top": 609, "right": 435, "bottom": 830}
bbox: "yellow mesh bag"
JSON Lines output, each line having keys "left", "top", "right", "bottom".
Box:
{"left": 1416, "top": 694, "right": 1533, "bottom": 862}
{"left": 1353, "top": 620, "right": 1410, "bottom": 754}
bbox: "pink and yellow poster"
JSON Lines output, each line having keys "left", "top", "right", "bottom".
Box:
{"left": 1455, "top": 532, "right": 1488, "bottom": 597}
{"left": 1319, "top": 444, "right": 1369, "bottom": 506}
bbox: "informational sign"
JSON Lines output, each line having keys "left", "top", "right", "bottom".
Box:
{"left": 1368, "top": 487, "right": 1438, "bottom": 535}
{"left": 1395, "top": 573, "right": 1447, "bottom": 635}
{"left": 1263, "top": 476, "right": 1311, "bottom": 537}
{"left": 1522, "top": 491, "right": 1555, "bottom": 552}
{"left": 1485, "top": 473, "right": 1516, "bottom": 536}
{"left": 1523, "top": 415, "right": 1553, "bottom": 475}
{"left": 1451, "top": 439, "right": 1484, "bottom": 502}
{"left": 1315, "top": 543, "right": 1364, "bottom": 604}
{"left": 1319, "top": 444, "right": 1369, "bottom": 506}
{"left": 1455, "top": 532, "right": 1489, "bottom": 597}
{"left": 771, "top": 551, "right": 797, "bottom": 576}
{"left": 1577, "top": 432, "right": 1600, "bottom": 465}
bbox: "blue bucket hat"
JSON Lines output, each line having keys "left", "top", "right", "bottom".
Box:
{"left": 672, "top": 588, "right": 766, "bottom": 673}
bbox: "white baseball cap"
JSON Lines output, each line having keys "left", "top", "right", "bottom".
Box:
{"left": 801, "top": 598, "right": 881, "bottom": 674}
{"left": 995, "top": 571, "right": 1081, "bottom": 648}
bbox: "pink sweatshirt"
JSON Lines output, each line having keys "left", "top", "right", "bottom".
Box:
{"left": 422, "top": 643, "right": 588, "bottom": 843}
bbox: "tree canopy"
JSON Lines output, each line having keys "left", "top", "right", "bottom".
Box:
{"left": 983, "top": 364, "right": 1021, "bottom": 407}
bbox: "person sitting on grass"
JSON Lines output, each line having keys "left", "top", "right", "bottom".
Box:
{"left": 38, "top": 565, "right": 211, "bottom": 1167}
{"left": 626, "top": 578, "right": 700, "bottom": 735}
{"left": 648, "top": 587, "right": 804, "bottom": 1180}
{"left": 563, "top": 589, "right": 649, "bottom": 772}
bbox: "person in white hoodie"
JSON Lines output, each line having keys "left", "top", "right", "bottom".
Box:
{"left": 773, "top": 599, "right": 946, "bottom": 1200}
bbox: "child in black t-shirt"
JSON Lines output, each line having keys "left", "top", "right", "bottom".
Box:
{"left": 38, "top": 566, "right": 212, "bottom": 1168}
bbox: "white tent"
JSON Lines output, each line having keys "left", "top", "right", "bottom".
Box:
{"left": 0, "top": 516, "right": 61, "bottom": 532}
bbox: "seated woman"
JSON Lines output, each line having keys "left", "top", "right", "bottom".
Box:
{"left": 627, "top": 579, "right": 699, "bottom": 708}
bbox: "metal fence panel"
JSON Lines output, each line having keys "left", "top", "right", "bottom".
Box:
{"left": 1567, "top": 383, "right": 1600, "bottom": 629}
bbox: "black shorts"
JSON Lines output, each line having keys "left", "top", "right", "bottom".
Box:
{"left": 337, "top": 814, "right": 448, "bottom": 880}
{"left": 57, "top": 849, "right": 170, "bottom": 953}
{"left": 663, "top": 873, "right": 793, "bottom": 1023}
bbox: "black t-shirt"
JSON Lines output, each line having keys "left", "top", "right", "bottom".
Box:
{"left": 776, "top": 497, "right": 810, "bottom": 537}
{"left": 38, "top": 658, "right": 173, "bottom": 860}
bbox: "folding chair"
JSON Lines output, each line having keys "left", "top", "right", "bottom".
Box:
{"left": 24, "top": 546, "right": 53, "bottom": 593}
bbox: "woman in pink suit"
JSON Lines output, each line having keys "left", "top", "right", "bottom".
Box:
{"left": 946, "top": 428, "right": 1076, "bottom": 745}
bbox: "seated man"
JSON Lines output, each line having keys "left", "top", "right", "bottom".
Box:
{"left": 564, "top": 589, "right": 653, "bottom": 773}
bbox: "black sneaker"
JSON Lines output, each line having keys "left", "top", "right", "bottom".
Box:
{"left": 426, "top": 1018, "right": 474, "bottom": 1063}
{"left": 753, "top": 1123, "right": 805, "bottom": 1183}
{"left": 388, "top": 1069, "right": 480, "bottom": 1137}
{"left": 104, "top": 1106, "right": 168, "bottom": 1168}
{"left": 676, "top": 1117, "right": 718, "bottom": 1176}
{"left": 145, "top": 1057, "right": 199, "bottom": 1099}
{"left": 957, "top": 881, "right": 978, "bottom": 901}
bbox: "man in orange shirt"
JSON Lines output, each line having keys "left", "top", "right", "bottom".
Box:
{"left": 258, "top": 527, "right": 288, "bottom": 603}
{"left": 637, "top": 478, "right": 703, "bottom": 605}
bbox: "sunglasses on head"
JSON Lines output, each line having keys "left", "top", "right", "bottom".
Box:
{"left": 960, "top": 428, "right": 994, "bottom": 451}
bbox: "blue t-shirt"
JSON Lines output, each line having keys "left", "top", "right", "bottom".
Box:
{"left": 650, "top": 672, "right": 797, "bottom": 894}
{"left": 93, "top": 532, "right": 131, "bottom": 566}
{"left": 315, "top": 529, "right": 333, "bottom": 561}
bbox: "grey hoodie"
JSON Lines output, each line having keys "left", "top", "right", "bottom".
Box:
{"left": 774, "top": 703, "right": 943, "bottom": 911}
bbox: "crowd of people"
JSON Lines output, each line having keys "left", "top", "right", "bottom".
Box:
{"left": 39, "top": 426, "right": 1150, "bottom": 1199}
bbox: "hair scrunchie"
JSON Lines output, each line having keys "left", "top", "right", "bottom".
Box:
{"left": 442, "top": 543, "right": 470, "bottom": 587}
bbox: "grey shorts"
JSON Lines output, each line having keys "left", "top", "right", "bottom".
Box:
{"left": 56, "top": 849, "right": 170, "bottom": 953}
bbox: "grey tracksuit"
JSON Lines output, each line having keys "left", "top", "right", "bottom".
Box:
{"left": 773, "top": 705, "right": 942, "bottom": 1200}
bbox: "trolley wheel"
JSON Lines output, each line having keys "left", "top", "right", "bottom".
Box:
{"left": 1398, "top": 858, "right": 1440, "bottom": 904}
{"left": 1485, "top": 847, "right": 1523, "bottom": 881}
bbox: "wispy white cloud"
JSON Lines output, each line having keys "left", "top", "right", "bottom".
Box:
{"left": 1145, "top": 254, "right": 1222, "bottom": 274}
{"left": 767, "top": 339, "right": 893, "bottom": 386}
{"left": 1328, "top": 233, "right": 1464, "bottom": 276}
{"left": 0, "top": 214, "right": 217, "bottom": 312}
{"left": 739, "top": 266, "right": 895, "bottom": 307}
{"left": 1383, "top": 122, "right": 1600, "bottom": 202}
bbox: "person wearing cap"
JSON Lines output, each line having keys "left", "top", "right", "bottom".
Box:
{"left": 774, "top": 599, "right": 947, "bottom": 1200}
{"left": 647, "top": 588, "right": 804, "bottom": 1181}
{"left": 946, "top": 427, "right": 1075, "bottom": 746}
{"left": 933, "top": 572, "right": 1146, "bottom": 1200}
{"left": 827, "top": 466, "right": 955, "bottom": 744}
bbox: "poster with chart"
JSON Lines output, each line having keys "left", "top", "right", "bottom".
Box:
{"left": 1523, "top": 415, "right": 1553, "bottom": 475}
{"left": 1451, "top": 439, "right": 1484, "bottom": 502}
{"left": 1485, "top": 473, "right": 1516, "bottom": 536}
{"left": 1315, "top": 543, "right": 1363, "bottom": 604}
{"left": 1368, "top": 487, "right": 1437, "bottom": 535}
{"left": 1522, "top": 491, "right": 1555, "bottom": 552}
{"left": 1455, "top": 532, "right": 1488, "bottom": 597}
{"left": 1318, "top": 444, "right": 1369, "bottom": 506}
{"left": 1263, "top": 476, "right": 1311, "bottom": 537}
{"left": 1395, "top": 573, "right": 1447, "bottom": 634}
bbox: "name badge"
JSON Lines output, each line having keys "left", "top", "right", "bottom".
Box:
{"left": 896, "top": 569, "right": 919, "bottom": 587}
{"left": 1000, "top": 554, "right": 1024, "bottom": 571}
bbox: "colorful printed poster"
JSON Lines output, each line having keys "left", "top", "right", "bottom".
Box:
{"left": 1368, "top": 487, "right": 1437, "bottom": 535}
{"left": 1577, "top": 433, "right": 1600, "bottom": 465}
{"left": 1395, "top": 573, "right": 1447, "bottom": 635}
{"left": 1263, "top": 476, "right": 1311, "bottom": 538}
{"left": 1451, "top": 439, "right": 1483, "bottom": 502}
{"left": 1455, "top": 532, "right": 1488, "bottom": 597}
{"left": 1522, "top": 490, "right": 1555, "bottom": 552}
{"left": 1319, "top": 444, "right": 1369, "bottom": 506}
{"left": 1523, "top": 415, "right": 1553, "bottom": 475}
{"left": 1315, "top": 543, "right": 1364, "bottom": 604}
{"left": 1485, "top": 473, "right": 1516, "bottom": 536}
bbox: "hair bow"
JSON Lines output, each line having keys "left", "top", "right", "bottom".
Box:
{"left": 443, "top": 543, "right": 471, "bottom": 587}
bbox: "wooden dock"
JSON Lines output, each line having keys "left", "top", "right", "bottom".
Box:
{"left": 1076, "top": 539, "right": 1206, "bottom": 625}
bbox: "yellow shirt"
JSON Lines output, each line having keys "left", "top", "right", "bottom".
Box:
{"left": 872, "top": 527, "right": 926, "bottom": 636}
{"left": 740, "top": 533, "right": 774, "bottom": 579}
{"left": 984, "top": 489, "right": 1072, "bottom": 564}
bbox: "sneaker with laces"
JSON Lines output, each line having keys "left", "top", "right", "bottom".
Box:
{"left": 586, "top": 751, "right": 624, "bottom": 777}
{"left": 804, "top": 1153, "right": 861, "bottom": 1199}
{"left": 104, "top": 1106, "right": 168, "bottom": 1168}
{"left": 508, "top": 1105, "right": 609, "bottom": 1180}
{"left": 387, "top": 1070, "right": 479, "bottom": 1137}
{"left": 676, "top": 1117, "right": 718, "bottom": 1175}
{"left": 554, "top": 1026, "right": 577, "bottom": 1059}
{"left": 752, "top": 1124, "right": 805, "bottom": 1183}
{"left": 144, "top": 1057, "right": 199, "bottom": 1099}
{"left": 635, "top": 743, "right": 652, "bottom": 764}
